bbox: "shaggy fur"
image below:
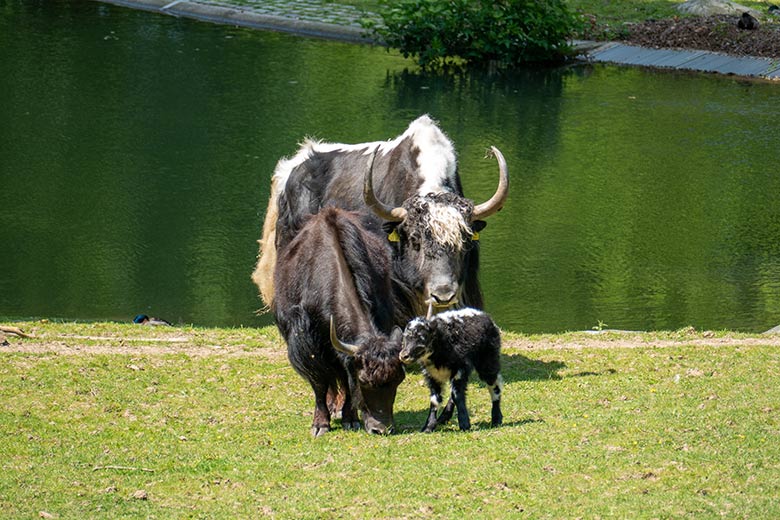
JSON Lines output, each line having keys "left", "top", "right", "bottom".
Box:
{"left": 274, "top": 208, "right": 405, "bottom": 436}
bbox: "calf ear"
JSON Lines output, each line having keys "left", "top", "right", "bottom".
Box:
{"left": 390, "top": 326, "right": 403, "bottom": 343}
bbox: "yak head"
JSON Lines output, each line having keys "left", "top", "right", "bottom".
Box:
{"left": 330, "top": 318, "right": 405, "bottom": 435}
{"left": 365, "top": 146, "right": 509, "bottom": 315}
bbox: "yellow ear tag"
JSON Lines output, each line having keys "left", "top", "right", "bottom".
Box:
{"left": 388, "top": 229, "right": 400, "bottom": 242}
{"left": 471, "top": 231, "right": 480, "bottom": 241}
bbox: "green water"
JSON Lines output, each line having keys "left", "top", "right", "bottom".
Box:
{"left": 2, "top": 1, "right": 779, "bottom": 332}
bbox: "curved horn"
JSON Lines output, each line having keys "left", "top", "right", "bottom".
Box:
{"left": 472, "top": 146, "right": 509, "bottom": 220}
{"left": 363, "top": 146, "right": 407, "bottom": 222}
{"left": 330, "top": 316, "right": 359, "bottom": 356}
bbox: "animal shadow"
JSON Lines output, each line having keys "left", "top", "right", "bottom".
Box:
{"left": 501, "top": 352, "right": 565, "bottom": 383}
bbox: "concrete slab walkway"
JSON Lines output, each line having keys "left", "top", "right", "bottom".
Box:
{"left": 585, "top": 41, "right": 780, "bottom": 80}
{"left": 99, "top": 0, "right": 780, "bottom": 81}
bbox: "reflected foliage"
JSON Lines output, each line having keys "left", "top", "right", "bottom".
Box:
{"left": 1, "top": 2, "right": 780, "bottom": 333}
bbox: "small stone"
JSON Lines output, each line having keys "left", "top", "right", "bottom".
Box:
{"left": 132, "top": 489, "right": 148, "bottom": 500}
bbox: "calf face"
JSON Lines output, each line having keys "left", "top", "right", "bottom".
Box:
{"left": 399, "top": 318, "right": 434, "bottom": 365}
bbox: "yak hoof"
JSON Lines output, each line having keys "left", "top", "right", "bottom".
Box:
{"left": 343, "top": 421, "right": 361, "bottom": 431}
{"left": 311, "top": 425, "right": 330, "bottom": 437}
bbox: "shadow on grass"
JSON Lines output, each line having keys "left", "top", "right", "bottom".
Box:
{"left": 390, "top": 414, "right": 544, "bottom": 435}
{"left": 501, "top": 352, "right": 565, "bottom": 382}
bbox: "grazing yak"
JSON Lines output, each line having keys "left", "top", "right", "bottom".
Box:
{"left": 274, "top": 207, "right": 406, "bottom": 436}
{"left": 400, "top": 308, "right": 503, "bottom": 432}
{"left": 253, "top": 115, "right": 509, "bottom": 325}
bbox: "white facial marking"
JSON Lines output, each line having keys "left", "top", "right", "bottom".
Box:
{"left": 425, "top": 202, "right": 472, "bottom": 251}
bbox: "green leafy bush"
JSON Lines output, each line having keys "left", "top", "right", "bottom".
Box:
{"left": 372, "top": 0, "right": 576, "bottom": 68}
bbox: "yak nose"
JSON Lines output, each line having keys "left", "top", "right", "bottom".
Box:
{"left": 364, "top": 416, "right": 392, "bottom": 435}
{"left": 430, "top": 286, "right": 457, "bottom": 307}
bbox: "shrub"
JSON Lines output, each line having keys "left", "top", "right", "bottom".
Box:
{"left": 371, "top": 0, "right": 576, "bottom": 68}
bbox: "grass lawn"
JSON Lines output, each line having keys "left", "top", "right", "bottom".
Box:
{"left": 2, "top": 320, "right": 779, "bottom": 517}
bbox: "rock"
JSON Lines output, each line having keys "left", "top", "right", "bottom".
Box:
{"left": 131, "top": 489, "right": 148, "bottom": 500}
{"left": 763, "top": 324, "right": 780, "bottom": 334}
{"left": 677, "top": 0, "right": 759, "bottom": 16}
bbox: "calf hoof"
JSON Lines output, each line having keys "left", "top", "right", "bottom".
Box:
{"left": 491, "top": 413, "right": 503, "bottom": 427}
{"left": 421, "top": 422, "right": 437, "bottom": 433}
{"left": 311, "top": 425, "right": 330, "bottom": 437}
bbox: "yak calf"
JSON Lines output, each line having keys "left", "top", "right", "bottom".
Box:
{"left": 400, "top": 308, "right": 503, "bottom": 432}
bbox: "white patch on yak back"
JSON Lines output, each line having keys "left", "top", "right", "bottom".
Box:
{"left": 426, "top": 202, "right": 472, "bottom": 251}
{"left": 407, "top": 115, "right": 458, "bottom": 196}
{"left": 273, "top": 139, "right": 385, "bottom": 193}
{"left": 273, "top": 115, "right": 456, "bottom": 197}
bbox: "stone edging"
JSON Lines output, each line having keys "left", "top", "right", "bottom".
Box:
{"left": 100, "top": 0, "right": 374, "bottom": 43}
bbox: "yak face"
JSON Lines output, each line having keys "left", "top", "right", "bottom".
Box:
{"left": 332, "top": 325, "right": 406, "bottom": 434}
{"left": 389, "top": 193, "right": 486, "bottom": 314}
{"left": 364, "top": 145, "right": 507, "bottom": 316}
{"left": 399, "top": 317, "right": 435, "bottom": 365}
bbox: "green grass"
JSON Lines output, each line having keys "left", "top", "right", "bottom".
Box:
{"left": 2, "top": 320, "right": 780, "bottom": 517}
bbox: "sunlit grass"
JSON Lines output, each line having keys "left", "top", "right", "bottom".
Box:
{"left": 1, "top": 320, "right": 779, "bottom": 517}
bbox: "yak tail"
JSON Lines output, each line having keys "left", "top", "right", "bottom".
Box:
{"left": 251, "top": 174, "right": 284, "bottom": 310}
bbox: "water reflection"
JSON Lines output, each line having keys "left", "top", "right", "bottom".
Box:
{"left": 1, "top": 1, "right": 779, "bottom": 332}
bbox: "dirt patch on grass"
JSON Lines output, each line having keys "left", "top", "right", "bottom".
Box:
{"left": 4, "top": 323, "right": 780, "bottom": 357}
{"left": 0, "top": 324, "right": 289, "bottom": 360}
{"left": 621, "top": 14, "right": 780, "bottom": 58}
{"left": 503, "top": 332, "right": 780, "bottom": 351}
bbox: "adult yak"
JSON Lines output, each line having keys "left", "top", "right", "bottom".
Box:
{"left": 274, "top": 207, "right": 406, "bottom": 436}
{"left": 253, "top": 115, "right": 509, "bottom": 324}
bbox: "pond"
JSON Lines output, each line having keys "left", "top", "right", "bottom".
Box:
{"left": 2, "top": 1, "right": 780, "bottom": 333}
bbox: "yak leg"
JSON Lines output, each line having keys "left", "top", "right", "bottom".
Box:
{"left": 340, "top": 389, "right": 361, "bottom": 431}
{"left": 327, "top": 386, "right": 344, "bottom": 420}
{"left": 422, "top": 378, "right": 444, "bottom": 433}
{"left": 310, "top": 382, "right": 331, "bottom": 437}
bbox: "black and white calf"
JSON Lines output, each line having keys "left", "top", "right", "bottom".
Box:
{"left": 399, "top": 308, "right": 503, "bottom": 432}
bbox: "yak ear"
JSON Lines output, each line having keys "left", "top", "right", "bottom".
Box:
{"left": 382, "top": 221, "right": 399, "bottom": 234}
{"left": 472, "top": 220, "right": 487, "bottom": 233}
{"left": 390, "top": 326, "right": 403, "bottom": 343}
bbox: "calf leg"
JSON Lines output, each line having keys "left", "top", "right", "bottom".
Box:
{"left": 450, "top": 370, "right": 471, "bottom": 431}
{"left": 485, "top": 373, "right": 504, "bottom": 427}
{"left": 436, "top": 395, "right": 455, "bottom": 426}
{"left": 422, "top": 377, "right": 444, "bottom": 433}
